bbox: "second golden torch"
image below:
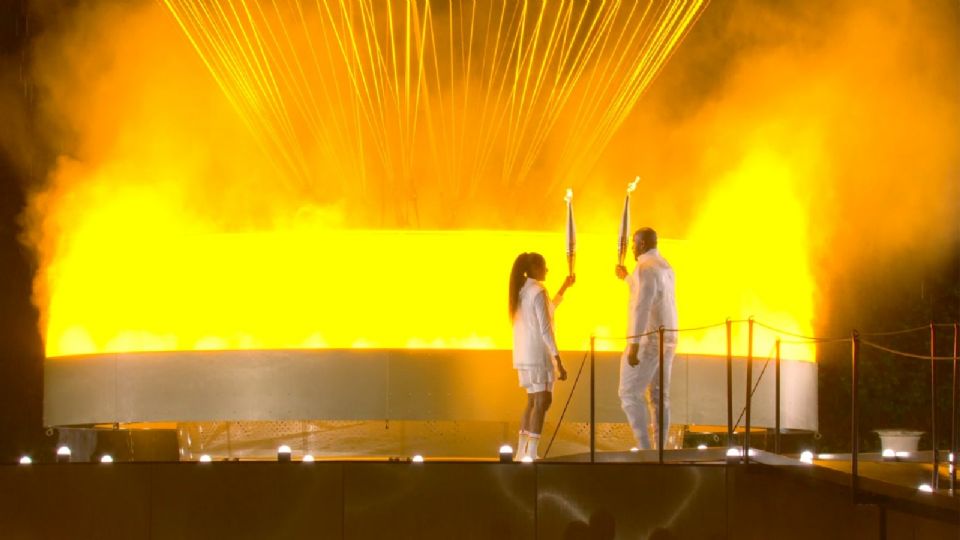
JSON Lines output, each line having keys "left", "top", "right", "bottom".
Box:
{"left": 618, "top": 176, "right": 640, "bottom": 266}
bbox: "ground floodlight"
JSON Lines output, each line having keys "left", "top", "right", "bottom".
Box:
{"left": 895, "top": 451, "right": 910, "bottom": 459}
{"left": 520, "top": 456, "right": 534, "bottom": 464}
{"left": 411, "top": 455, "right": 424, "bottom": 463}
{"left": 499, "top": 445, "right": 513, "bottom": 463}
{"left": 199, "top": 454, "right": 212, "bottom": 463}
{"left": 696, "top": 444, "right": 707, "bottom": 450}
{"left": 302, "top": 454, "right": 315, "bottom": 463}
{"left": 918, "top": 483, "right": 933, "bottom": 493}
{"left": 799, "top": 451, "right": 814, "bottom": 464}
{"left": 629, "top": 447, "right": 639, "bottom": 453}
{"left": 56, "top": 446, "right": 71, "bottom": 463}
{"left": 278, "top": 445, "right": 292, "bottom": 462}
{"left": 19, "top": 456, "right": 32, "bottom": 465}
{"left": 725, "top": 447, "right": 742, "bottom": 464}
{"left": 881, "top": 449, "right": 895, "bottom": 460}
{"left": 100, "top": 455, "right": 114, "bottom": 464}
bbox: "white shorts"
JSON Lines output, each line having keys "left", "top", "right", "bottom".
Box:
{"left": 518, "top": 368, "right": 555, "bottom": 394}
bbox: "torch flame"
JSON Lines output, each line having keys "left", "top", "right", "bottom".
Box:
{"left": 627, "top": 176, "right": 640, "bottom": 194}
{"left": 564, "top": 188, "right": 573, "bottom": 203}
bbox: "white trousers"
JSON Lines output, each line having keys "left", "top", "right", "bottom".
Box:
{"left": 618, "top": 344, "right": 676, "bottom": 450}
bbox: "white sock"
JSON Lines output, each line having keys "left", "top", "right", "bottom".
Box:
{"left": 527, "top": 433, "right": 541, "bottom": 460}
{"left": 516, "top": 431, "right": 529, "bottom": 461}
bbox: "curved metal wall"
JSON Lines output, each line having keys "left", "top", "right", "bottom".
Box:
{"left": 44, "top": 349, "right": 817, "bottom": 431}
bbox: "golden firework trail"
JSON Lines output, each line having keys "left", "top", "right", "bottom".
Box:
{"left": 160, "top": 0, "right": 709, "bottom": 226}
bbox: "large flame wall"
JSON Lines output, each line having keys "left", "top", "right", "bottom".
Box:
{"left": 16, "top": 0, "right": 959, "bottom": 369}
{"left": 46, "top": 213, "right": 816, "bottom": 361}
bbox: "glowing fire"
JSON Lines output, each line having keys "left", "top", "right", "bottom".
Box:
{"left": 28, "top": 1, "right": 818, "bottom": 362}
{"left": 45, "top": 228, "right": 813, "bottom": 360}
{"left": 44, "top": 147, "right": 815, "bottom": 361}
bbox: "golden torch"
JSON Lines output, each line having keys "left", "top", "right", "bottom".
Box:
{"left": 565, "top": 188, "right": 576, "bottom": 277}
{"left": 618, "top": 176, "right": 640, "bottom": 266}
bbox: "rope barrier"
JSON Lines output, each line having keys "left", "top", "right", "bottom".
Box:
{"left": 752, "top": 320, "right": 845, "bottom": 342}
{"left": 543, "top": 319, "right": 956, "bottom": 462}
{"left": 662, "top": 321, "right": 730, "bottom": 333}
{"left": 543, "top": 351, "right": 588, "bottom": 459}
{"left": 860, "top": 340, "right": 956, "bottom": 361}
{"left": 590, "top": 319, "right": 957, "bottom": 345}
{"left": 778, "top": 337, "right": 851, "bottom": 346}
{"left": 732, "top": 345, "right": 777, "bottom": 432}
{"left": 860, "top": 325, "right": 933, "bottom": 337}
{"left": 596, "top": 329, "right": 661, "bottom": 342}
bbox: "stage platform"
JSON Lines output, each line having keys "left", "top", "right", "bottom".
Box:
{"left": 1, "top": 453, "right": 956, "bottom": 539}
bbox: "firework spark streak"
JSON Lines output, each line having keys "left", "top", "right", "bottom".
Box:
{"left": 160, "top": 0, "right": 708, "bottom": 225}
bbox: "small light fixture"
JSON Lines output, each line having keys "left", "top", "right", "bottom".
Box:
{"left": 19, "top": 456, "right": 32, "bottom": 465}
{"left": 302, "top": 454, "right": 315, "bottom": 463}
{"left": 629, "top": 447, "right": 639, "bottom": 453}
{"left": 56, "top": 446, "right": 71, "bottom": 464}
{"left": 520, "top": 456, "right": 533, "bottom": 464}
{"left": 881, "top": 449, "right": 896, "bottom": 460}
{"left": 277, "top": 445, "right": 292, "bottom": 463}
{"left": 799, "top": 451, "right": 814, "bottom": 464}
{"left": 918, "top": 483, "right": 933, "bottom": 493}
{"left": 948, "top": 452, "right": 955, "bottom": 463}
{"left": 895, "top": 451, "right": 910, "bottom": 459}
{"left": 199, "top": 454, "right": 212, "bottom": 463}
{"left": 817, "top": 453, "right": 835, "bottom": 460}
{"left": 725, "top": 447, "right": 742, "bottom": 464}
{"left": 499, "top": 445, "right": 513, "bottom": 463}
{"left": 696, "top": 444, "right": 707, "bottom": 450}
{"left": 100, "top": 455, "right": 114, "bottom": 464}
{"left": 411, "top": 454, "right": 424, "bottom": 463}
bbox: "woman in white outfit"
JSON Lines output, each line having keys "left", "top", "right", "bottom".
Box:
{"left": 509, "top": 252, "right": 575, "bottom": 460}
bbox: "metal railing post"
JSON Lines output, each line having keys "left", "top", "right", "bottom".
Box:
{"left": 590, "top": 335, "right": 596, "bottom": 464}
{"left": 852, "top": 330, "right": 861, "bottom": 502}
{"left": 658, "top": 326, "right": 665, "bottom": 464}
{"left": 931, "top": 323, "right": 939, "bottom": 490}
{"left": 775, "top": 338, "right": 781, "bottom": 455}
{"left": 744, "top": 318, "right": 754, "bottom": 464}
{"left": 726, "top": 319, "right": 733, "bottom": 449}
{"left": 951, "top": 322, "right": 958, "bottom": 495}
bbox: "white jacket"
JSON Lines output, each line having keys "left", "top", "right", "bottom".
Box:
{"left": 512, "top": 278, "right": 562, "bottom": 370}
{"left": 626, "top": 249, "right": 678, "bottom": 348}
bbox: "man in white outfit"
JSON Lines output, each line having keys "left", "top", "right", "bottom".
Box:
{"left": 615, "top": 227, "right": 677, "bottom": 450}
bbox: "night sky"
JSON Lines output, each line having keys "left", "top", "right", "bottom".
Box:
{"left": 1, "top": 1, "right": 43, "bottom": 461}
